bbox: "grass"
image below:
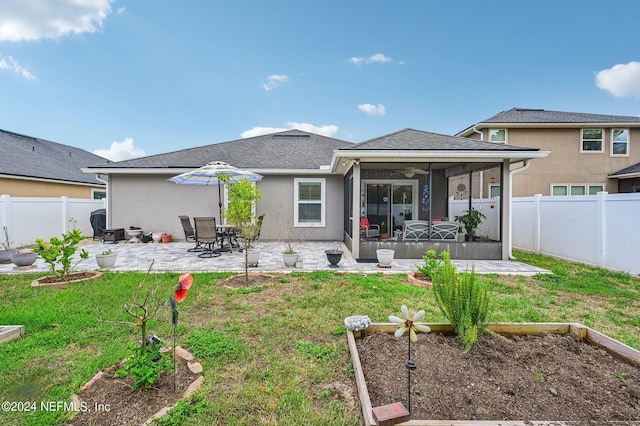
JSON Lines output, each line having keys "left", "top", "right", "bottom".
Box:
{"left": 0, "top": 251, "right": 639, "bottom": 425}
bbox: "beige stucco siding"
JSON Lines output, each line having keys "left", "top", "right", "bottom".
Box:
{"left": 483, "top": 128, "right": 640, "bottom": 196}
{"left": 0, "top": 177, "right": 103, "bottom": 198}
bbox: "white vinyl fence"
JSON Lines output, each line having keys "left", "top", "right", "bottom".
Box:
{"left": 512, "top": 192, "right": 640, "bottom": 276}
{"left": 0, "top": 195, "right": 106, "bottom": 248}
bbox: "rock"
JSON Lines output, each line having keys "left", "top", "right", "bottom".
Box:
{"left": 549, "top": 387, "right": 558, "bottom": 397}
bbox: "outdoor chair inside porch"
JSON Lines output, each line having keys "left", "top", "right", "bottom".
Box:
{"left": 179, "top": 215, "right": 203, "bottom": 252}
{"left": 193, "top": 217, "right": 222, "bottom": 258}
{"left": 360, "top": 218, "right": 380, "bottom": 238}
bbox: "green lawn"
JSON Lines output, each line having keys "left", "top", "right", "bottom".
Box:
{"left": 0, "top": 251, "right": 638, "bottom": 425}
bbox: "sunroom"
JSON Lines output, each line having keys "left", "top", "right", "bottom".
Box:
{"left": 330, "top": 129, "right": 548, "bottom": 261}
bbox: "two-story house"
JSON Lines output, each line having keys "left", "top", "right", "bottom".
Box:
{"left": 456, "top": 108, "right": 640, "bottom": 197}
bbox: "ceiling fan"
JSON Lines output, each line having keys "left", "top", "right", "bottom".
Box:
{"left": 394, "top": 167, "right": 429, "bottom": 178}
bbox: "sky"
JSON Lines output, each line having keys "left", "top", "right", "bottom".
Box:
{"left": 1, "top": 1, "right": 640, "bottom": 162}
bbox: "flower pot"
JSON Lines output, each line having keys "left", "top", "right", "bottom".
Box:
{"left": 246, "top": 249, "right": 260, "bottom": 267}
{"left": 282, "top": 252, "right": 298, "bottom": 267}
{"left": 325, "top": 250, "right": 343, "bottom": 267}
{"left": 152, "top": 233, "right": 163, "bottom": 243}
{"left": 161, "top": 233, "right": 172, "bottom": 243}
{"left": 0, "top": 248, "right": 18, "bottom": 264}
{"left": 96, "top": 253, "right": 117, "bottom": 269}
{"left": 376, "top": 249, "right": 394, "bottom": 267}
{"left": 11, "top": 251, "right": 37, "bottom": 267}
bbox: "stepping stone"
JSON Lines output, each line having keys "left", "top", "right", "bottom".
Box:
{"left": 0, "top": 325, "right": 25, "bottom": 344}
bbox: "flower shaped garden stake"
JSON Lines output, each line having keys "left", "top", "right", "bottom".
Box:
{"left": 170, "top": 272, "right": 193, "bottom": 390}
{"left": 389, "top": 305, "right": 431, "bottom": 413}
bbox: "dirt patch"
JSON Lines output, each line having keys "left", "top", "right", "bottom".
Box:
{"left": 222, "top": 272, "right": 280, "bottom": 289}
{"left": 356, "top": 331, "right": 640, "bottom": 422}
{"left": 31, "top": 271, "right": 103, "bottom": 289}
{"left": 68, "top": 357, "right": 196, "bottom": 426}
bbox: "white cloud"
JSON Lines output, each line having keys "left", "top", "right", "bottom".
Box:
{"left": 0, "top": 53, "right": 37, "bottom": 81}
{"left": 0, "top": 0, "right": 113, "bottom": 42}
{"left": 348, "top": 53, "right": 398, "bottom": 66}
{"left": 93, "top": 137, "right": 145, "bottom": 161}
{"left": 262, "top": 74, "right": 289, "bottom": 91}
{"left": 241, "top": 122, "right": 339, "bottom": 138}
{"left": 358, "top": 103, "right": 386, "bottom": 116}
{"left": 595, "top": 61, "right": 640, "bottom": 98}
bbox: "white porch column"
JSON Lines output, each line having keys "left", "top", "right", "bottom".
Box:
{"left": 351, "top": 162, "right": 361, "bottom": 258}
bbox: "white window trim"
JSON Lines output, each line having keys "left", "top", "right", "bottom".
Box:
{"left": 550, "top": 183, "right": 606, "bottom": 196}
{"left": 580, "top": 128, "right": 604, "bottom": 153}
{"left": 610, "top": 128, "right": 630, "bottom": 157}
{"left": 91, "top": 189, "right": 106, "bottom": 199}
{"left": 294, "top": 178, "right": 325, "bottom": 227}
{"left": 489, "top": 129, "right": 507, "bottom": 144}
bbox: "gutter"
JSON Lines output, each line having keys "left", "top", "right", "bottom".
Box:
{"left": 508, "top": 160, "right": 530, "bottom": 260}
{"left": 472, "top": 126, "right": 483, "bottom": 140}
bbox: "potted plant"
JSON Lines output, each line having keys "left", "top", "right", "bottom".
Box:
{"left": 282, "top": 242, "right": 299, "bottom": 267}
{"left": 0, "top": 225, "right": 18, "bottom": 264}
{"left": 96, "top": 248, "right": 117, "bottom": 269}
{"left": 380, "top": 221, "right": 389, "bottom": 240}
{"left": 161, "top": 233, "right": 172, "bottom": 243}
{"left": 454, "top": 208, "right": 486, "bottom": 241}
{"left": 325, "top": 244, "right": 343, "bottom": 268}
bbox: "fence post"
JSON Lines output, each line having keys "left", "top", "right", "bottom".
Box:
{"left": 1, "top": 194, "right": 10, "bottom": 230}
{"left": 596, "top": 191, "right": 607, "bottom": 269}
{"left": 533, "top": 194, "right": 542, "bottom": 254}
{"left": 61, "top": 196, "right": 70, "bottom": 233}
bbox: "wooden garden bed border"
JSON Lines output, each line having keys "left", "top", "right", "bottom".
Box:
{"left": 347, "top": 322, "right": 640, "bottom": 426}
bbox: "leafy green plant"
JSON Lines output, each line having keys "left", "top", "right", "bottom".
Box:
{"left": 118, "top": 341, "right": 172, "bottom": 389}
{"left": 33, "top": 218, "right": 89, "bottom": 281}
{"left": 186, "top": 330, "right": 244, "bottom": 360}
{"left": 433, "top": 251, "right": 491, "bottom": 352}
{"left": 296, "top": 340, "right": 342, "bottom": 361}
{"left": 454, "top": 208, "right": 486, "bottom": 240}
{"left": 415, "top": 249, "right": 445, "bottom": 281}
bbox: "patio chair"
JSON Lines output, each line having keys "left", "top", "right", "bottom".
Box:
{"left": 179, "top": 215, "right": 203, "bottom": 252}
{"left": 232, "top": 214, "right": 265, "bottom": 251}
{"left": 360, "top": 218, "right": 380, "bottom": 238}
{"left": 402, "top": 220, "right": 430, "bottom": 241}
{"left": 193, "top": 217, "right": 221, "bottom": 258}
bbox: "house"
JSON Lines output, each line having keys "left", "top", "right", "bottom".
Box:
{"left": 0, "top": 129, "right": 109, "bottom": 198}
{"left": 456, "top": 108, "right": 640, "bottom": 196}
{"left": 83, "top": 128, "right": 548, "bottom": 260}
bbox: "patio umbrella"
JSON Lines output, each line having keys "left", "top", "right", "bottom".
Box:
{"left": 168, "top": 161, "right": 263, "bottom": 221}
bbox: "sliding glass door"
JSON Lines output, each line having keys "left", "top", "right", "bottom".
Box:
{"left": 363, "top": 180, "right": 418, "bottom": 237}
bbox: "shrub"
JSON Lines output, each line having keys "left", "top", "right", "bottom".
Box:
{"left": 34, "top": 219, "right": 89, "bottom": 281}
{"left": 415, "top": 249, "right": 445, "bottom": 281}
{"left": 432, "top": 251, "right": 490, "bottom": 352}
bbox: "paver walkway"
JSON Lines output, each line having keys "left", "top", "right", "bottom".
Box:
{"left": 0, "top": 240, "right": 551, "bottom": 275}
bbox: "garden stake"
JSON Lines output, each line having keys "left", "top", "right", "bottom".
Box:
{"left": 406, "top": 334, "right": 417, "bottom": 413}
{"left": 169, "top": 296, "right": 178, "bottom": 392}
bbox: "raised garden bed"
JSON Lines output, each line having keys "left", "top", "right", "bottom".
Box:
{"left": 0, "top": 325, "right": 25, "bottom": 344}
{"left": 348, "top": 322, "right": 640, "bottom": 425}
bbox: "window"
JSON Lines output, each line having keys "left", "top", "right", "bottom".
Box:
{"left": 489, "top": 184, "right": 501, "bottom": 198}
{"left": 489, "top": 129, "right": 507, "bottom": 143}
{"left": 551, "top": 184, "right": 605, "bottom": 196}
{"left": 92, "top": 190, "right": 106, "bottom": 199}
{"left": 581, "top": 129, "right": 603, "bottom": 152}
{"left": 611, "top": 129, "right": 629, "bottom": 156}
{"left": 294, "top": 178, "right": 325, "bottom": 227}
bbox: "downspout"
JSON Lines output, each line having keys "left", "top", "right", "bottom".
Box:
{"left": 508, "top": 160, "right": 530, "bottom": 259}
{"left": 95, "top": 174, "right": 110, "bottom": 226}
{"left": 472, "top": 126, "right": 483, "bottom": 140}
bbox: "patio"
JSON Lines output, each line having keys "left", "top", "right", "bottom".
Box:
{"left": 0, "top": 240, "right": 550, "bottom": 275}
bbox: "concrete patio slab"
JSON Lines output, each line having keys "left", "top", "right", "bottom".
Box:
{"left": 0, "top": 240, "right": 551, "bottom": 276}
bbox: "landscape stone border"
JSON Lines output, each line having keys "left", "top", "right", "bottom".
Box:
{"left": 69, "top": 345, "right": 204, "bottom": 425}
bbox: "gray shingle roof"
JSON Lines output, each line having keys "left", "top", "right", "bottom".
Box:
{"left": 89, "top": 129, "right": 353, "bottom": 170}
{"left": 0, "top": 129, "right": 109, "bottom": 185}
{"left": 479, "top": 108, "right": 640, "bottom": 124}
{"left": 344, "top": 128, "right": 538, "bottom": 151}
{"left": 609, "top": 161, "right": 640, "bottom": 177}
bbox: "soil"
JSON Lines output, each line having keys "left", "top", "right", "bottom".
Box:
{"left": 356, "top": 331, "right": 640, "bottom": 423}
{"left": 67, "top": 357, "right": 196, "bottom": 426}
{"left": 222, "top": 272, "right": 280, "bottom": 289}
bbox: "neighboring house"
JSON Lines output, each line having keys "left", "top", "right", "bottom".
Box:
{"left": 83, "top": 128, "right": 547, "bottom": 260}
{"left": 0, "top": 129, "right": 109, "bottom": 198}
{"left": 456, "top": 108, "right": 640, "bottom": 197}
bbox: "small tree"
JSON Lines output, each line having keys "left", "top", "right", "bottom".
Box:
{"left": 220, "top": 175, "right": 263, "bottom": 282}
{"left": 34, "top": 218, "right": 89, "bottom": 281}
